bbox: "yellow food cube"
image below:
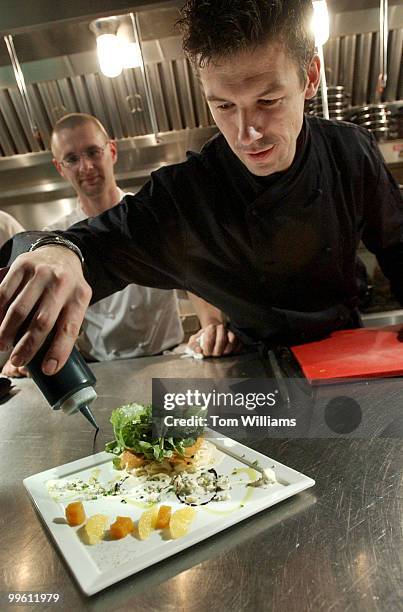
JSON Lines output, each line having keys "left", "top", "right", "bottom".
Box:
{"left": 137, "top": 506, "right": 159, "bottom": 540}
{"left": 82, "top": 514, "right": 109, "bottom": 545}
{"left": 169, "top": 507, "right": 197, "bottom": 539}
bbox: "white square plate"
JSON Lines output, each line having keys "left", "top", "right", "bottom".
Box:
{"left": 24, "top": 435, "right": 314, "bottom": 596}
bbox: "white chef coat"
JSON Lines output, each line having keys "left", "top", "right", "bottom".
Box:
{"left": 0, "top": 211, "right": 24, "bottom": 246}
{"left": 45, "top": 190, "right": 183, "bottom": 361}
{"left": 0, "top": 211, "right": 25, "bottom": 367}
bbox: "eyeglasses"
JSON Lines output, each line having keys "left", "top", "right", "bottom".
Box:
{"left": 59, "top": 142, "right": 110, "bottom": 169}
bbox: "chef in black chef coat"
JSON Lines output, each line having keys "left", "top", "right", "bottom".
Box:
{"left": 0, "top": 0, "right": 402, "bottom": 375}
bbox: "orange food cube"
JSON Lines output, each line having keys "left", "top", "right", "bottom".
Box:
{"left": 120, "top": 450, "right": 146, "bottom": 470}
{"left": 156, "top": 505, "right": 172, "bottom": 529}
{"left": 110, "top": 516, "right": 135, "bottom": 539}
{"left": 65, "top": 501, "right": 86, "bottom": 526}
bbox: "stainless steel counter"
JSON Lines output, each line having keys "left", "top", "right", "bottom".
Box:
{"left": 0, "top": 352, "right": 402, "bottom": 611}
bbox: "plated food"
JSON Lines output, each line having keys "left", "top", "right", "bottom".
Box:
{"left": 105, "top": 402, "right": 222, "bottom": 471}
{"left": 103, "top": 402, "right": 234, "bottom": 506}
{"left": 25, "top": 417, "right": 314, "bottom": 595}
{"left": 50, "top": 402, "right": 279, "bottom": 547}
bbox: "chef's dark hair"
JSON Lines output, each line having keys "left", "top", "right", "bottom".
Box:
{"left": 177, "top": 0, "right": 315, "bottom": 83}
{"left": 51, "top": 113, "right": 109, "bottom": 152}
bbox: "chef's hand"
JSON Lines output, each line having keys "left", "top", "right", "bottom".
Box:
{"left": 2, "top": 357, "right": 29, "bottom": 378}
{"left": 0, "top": 247, "right": 92, "bottom": 375}
{"left": 187, "top": 323, "right": 242, "bottom": 357}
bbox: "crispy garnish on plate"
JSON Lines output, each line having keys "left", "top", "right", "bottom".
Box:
{"left": 166, "top": 437, "right": 204, "bottom": 465}
{"left": 120, "top": 450, "right": 147, "bottom": 470}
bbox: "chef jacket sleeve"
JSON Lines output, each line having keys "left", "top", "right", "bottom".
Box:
{"left": 60, "top": 171, "right": 187, "bottom": 304}
{"left": 360, "top": 133, "right": 403, "bottom": 303}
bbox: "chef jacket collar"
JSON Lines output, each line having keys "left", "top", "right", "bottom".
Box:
{"left": 221, "top": 115, "right": 316, "bottom": 205}
{"left": 245, "top": 117, "right": 308, "bottom": 193}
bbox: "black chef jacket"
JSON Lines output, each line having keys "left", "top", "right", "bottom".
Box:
{"left": 7, "top": 116, "right": 403, "bottom": 347}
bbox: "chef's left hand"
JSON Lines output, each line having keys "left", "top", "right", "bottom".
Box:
{"left": 187, "top": 323, "right": 242, "bottom": 357}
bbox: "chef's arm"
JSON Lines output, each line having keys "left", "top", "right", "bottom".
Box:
{"left": 361, "top": 132, "right": 403, "bottom": 301}
{"left": 188, "top": 292, "right": 226, "bottom": 328}
{"left": 187, "top": 292, "right": 242, "bottom": 357}
{"left": 0, "top": 177, "right": 185, "bottom": 374}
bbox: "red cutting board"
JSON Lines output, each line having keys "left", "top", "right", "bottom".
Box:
{"left": 291, "top": 324, "right": 403, "bottom": 384}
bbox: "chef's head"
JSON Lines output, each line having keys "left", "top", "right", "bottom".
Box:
{"left": 51, "top": 113, "right": 118, "bottom": 200}
{"left": 178, "top": 0, "right": 320, "bottom": 176}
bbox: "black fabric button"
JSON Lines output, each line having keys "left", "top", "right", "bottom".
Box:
{"left": 303, "top": 188, "right": 323, "bottom": 208}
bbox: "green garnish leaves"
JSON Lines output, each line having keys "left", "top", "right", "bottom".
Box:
{"left": 104, "top": 403, "right": 200, "bottom": 463}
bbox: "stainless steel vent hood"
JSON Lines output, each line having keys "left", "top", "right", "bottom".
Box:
{"left": 0, "top": 1, "right": 402, "bottom": 158}
{"left": 0, "top": 0, "right": 177, "bottom": 35}
{"left": 0, "top": 1, "right": 218, "bottom": 228}
{"left": 0, "top": 2, "right": 215, "bottom": 156}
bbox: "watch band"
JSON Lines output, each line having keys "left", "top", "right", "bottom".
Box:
{"left": 29, "top": 235, "right": 85, "bottom": 267}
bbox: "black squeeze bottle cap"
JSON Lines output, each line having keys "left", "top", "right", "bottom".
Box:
{"left": 25, "top": 330, "right": 99, "bottom": 429}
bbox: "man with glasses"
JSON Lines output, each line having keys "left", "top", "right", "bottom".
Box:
{"left": 2, "top": 113, "right": 185, "bottom": 375}
{"left": 0, "top": 0, "right": 402, "bottom": 377}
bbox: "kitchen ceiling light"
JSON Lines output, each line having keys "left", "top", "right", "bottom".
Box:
{"left": 311, "top": 1, "right": 329, "bottom": 47}
{"left": 96, "top": 33, "right": 123, "bottom": 78}
{"left": 311, "top": 1, "right": 330, "bottom": 120}
{"left": 90, "top": 17, "right": 143, "bottom": 76}
{"left": 90, "top": 17, "right": 123, "bottom": 78}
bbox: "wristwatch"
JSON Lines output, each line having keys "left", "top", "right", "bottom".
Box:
{"left": 29, "top": 235, "right": 85, "bottom": 267}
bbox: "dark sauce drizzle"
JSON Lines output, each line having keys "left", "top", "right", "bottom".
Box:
{"left": 175, "top": 468, "right": 219, "bottom": 506}
{"left": 92, "top": 427, "right": 100, "bottom": 453}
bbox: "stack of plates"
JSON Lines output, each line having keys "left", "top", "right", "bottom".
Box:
{"left": 345, "top": 103, "right": 402, "bottom": 142}
{"left": 305, "top": 86, "right": 351, "bottom": 121}
{"left": 386, "top": 103, "right": 403, "bottom": 140}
